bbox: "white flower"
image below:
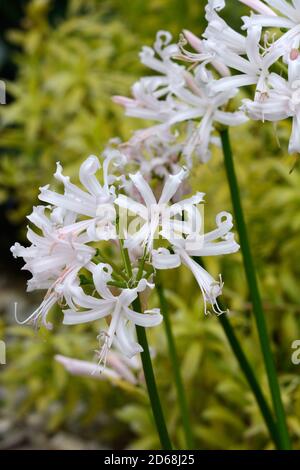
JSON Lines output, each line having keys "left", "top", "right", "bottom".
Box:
{"left": 240, "top": 0, "right": 300, "bottom": 30}
{"left": 39, "top": 150, "right": 125, "bottom": 241}
{"left": 56, "top": 348, "right": 141, "bottom": 385}
{"left": 243, "top": 54, "right": 300, "bottom": 152}
{"left": 119, "top": 131, "right": 184, "bottom": 179}
{"left": 153, "top": 211, "right": 240, "bottom": 314}
{"left": 204, "top": 0, "right": 247, "bottom": 54}
{"left": 206, "top": 22, "right": 285, "bottom": 100}
{"left": 115, "top": 167, "right": 204, "bottom": 252}
{"left": 63, "top": 263, "right": 162, "bottom": 362}
{"left": 239, "top": 0, "right": 277, "bottom": 16}
{"left": 11, "top": 205, "right": 95, "bottom": 329}
{"left": 114, "top": 30, "right": 247, "bottom": 163}
{"left": 180, "top": 29, "right": 230, "bottom": 77}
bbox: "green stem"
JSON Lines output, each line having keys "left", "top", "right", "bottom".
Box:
{"left": 120, "top": 239, "right": 133, "bottom": 279}
{"left": 133, "top": 296, "right": 173, "bottom": 450}
{"left": 194, "top": 256, "right": 279, "bottom": 447}
{"left": 194, "top": 257, "right": 280, "bottom": 447}
{"left": 219, "top": 128, "right": 291, "bottom": 450}
{"left": 218, "top": 310, "right": 280, "bottom": 447}
{"left": 156, "top": 273, "right": 194, "bottom": 449}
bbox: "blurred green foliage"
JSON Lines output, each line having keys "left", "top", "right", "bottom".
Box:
{"left": 1, "top": 0, "right": 300, "bottom": 450}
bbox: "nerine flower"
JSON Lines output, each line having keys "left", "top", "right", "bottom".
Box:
{"left": 116, "top": 166, "right": 239, "bottom": 314}
{"left": 115, "top": 167, "right": 204, "bottom": 252}
{"left": 203, "top": 0, "right": 285, "bottom": 100}
{"left": 39, "top": 150, "right": 125, "bottom": 241}
{"left": 114, "top": 30, "right": 247, "bottom": 163}
{"left": 153, "top": 211, "right": 240, "bottom": 314}
{"left": 204, "top": 0, "right": 247, "bottom": 54}
{"left": 240, "top": 0, "right": 300, "bottom": 30}
{"left": 11, "top": 205, "right": 95, "bottom": 329}
{"left": 201, "top": 0, "right": 300, "bottom": 153}
{"left": 56, "top": 349, "right": 141, "bottom": 385}
{"left": 11, "top": 153, "right": 166, "bottom": 363}
{"left": 243, "top": 54, "right": 300, "bottom": 152}
{"left": 12, "top": 153, "right": 239, "bottom": 365}
{"left": 62, "top": 263, "right": 162, "bottom": 362}
{"left": 118, "top": 130, "right": 184, "bottom": 179}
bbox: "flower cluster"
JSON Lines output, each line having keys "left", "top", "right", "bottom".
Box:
{"left": 115, "top": 0, "right": 300, "bottom": 161}
{"left": 113, "top": 28, "right": 247, "bottom": 166}
{"left": 12, "top": 149, "right": 239, "bottom": 365}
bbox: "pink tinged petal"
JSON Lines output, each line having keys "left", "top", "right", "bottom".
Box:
{"left": 69, "top": 289, "right": 114, "bottom": 311}
{"left": 139, "top": 47, "right": 169, "bottom": 75}
{"left": 268, "top": 73, "right": 290, "bottom": 93}
{"left": 242, "top": 98, "right": 290, "bottom": 121}
{"left": 118, "top": 288, "right": 141, "bottom": 308}
{"left": 55, "top": 355, "right": 120, "bottom": 381}
{"left": 11, "top": 242, "right": 26, "bottom": 259}
{"left": 168, "top": 108, "right": 205, "bottom": 125}
{"left": 26, "top": 226, "right": 50, "bottom": 247}
{"left": 112, "top": 95, "right": 136, "bottom": 107}
{"left": 207, "top": 0, "right": 225, "bottom": 11}
{"left": 204, "top": 212, "right": 234, "bottom": 242}
{"left": 170, "top": 193, "right": 205, "bottom": 213}
{"left": 239, "top": 0, "right": 277, "bottom": 15}
{"left": 188, "top": 239, "right": 240, "bottom": 257}
{"left": 182, "top": 29, "right": 203, "bottom": 52}
{"left": 29, "top": 254, "right": 66, "bottom": 274}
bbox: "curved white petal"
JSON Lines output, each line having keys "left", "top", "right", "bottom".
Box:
{"left": 130, "top": 172, "right": 157, "bottom": 207}
{"left": 152, "top": 248, "right": 182, "bottom": 270}
{"left": 123, "top": 306, "right": 163, "bottom": 327}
